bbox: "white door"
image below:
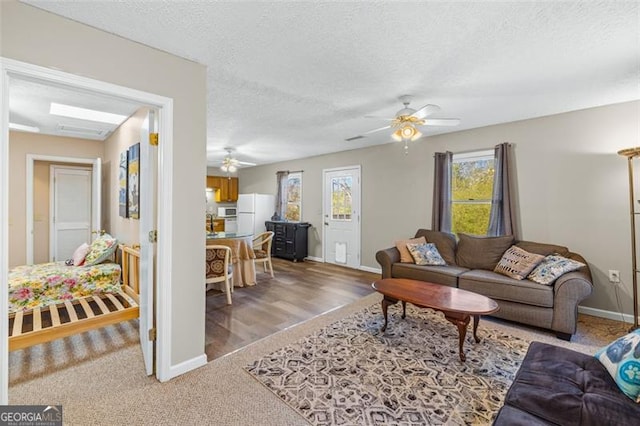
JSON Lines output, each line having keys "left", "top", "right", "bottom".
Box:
{"left": 50, "top": 166, "right": 92, "bottom": 261}
{"left": 323, "top": 166, "right": 361, "bottom": 268}
{"left": 139, "top": 110, "right": 157, "bottom": 376}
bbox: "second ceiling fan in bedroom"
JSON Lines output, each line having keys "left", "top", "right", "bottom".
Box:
{"left": 346, "top": 95, "right": 460, "bottom": 152}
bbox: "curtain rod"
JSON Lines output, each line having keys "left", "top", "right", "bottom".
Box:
{"left": 276, "top": 170, "right": 304, "bottom": 174}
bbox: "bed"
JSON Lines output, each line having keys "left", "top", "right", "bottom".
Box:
{"left": 8, "top": 244, "right": 140, "bottom": 351}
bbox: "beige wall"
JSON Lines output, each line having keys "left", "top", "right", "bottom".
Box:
{"left": 239, "top": 101, "right": 640, "bottom": 315}
{"left": 2, "top": 1, "right": 207, "bottom": 367}
{"left": 8, "top": 131, "right": 103, "bottom": 267}
{"left": 103, "top": 108, "right": 147, "bottom": 246}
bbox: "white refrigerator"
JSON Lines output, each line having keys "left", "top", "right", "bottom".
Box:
{"left": 237, "top": 193, "right": 275, "bottom": 235}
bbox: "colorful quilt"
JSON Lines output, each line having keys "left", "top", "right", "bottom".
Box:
{"left": 9, "top": 262, "right": 122, "bottom": 313}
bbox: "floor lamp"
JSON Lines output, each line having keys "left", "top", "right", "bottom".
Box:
{"left": 619, "top": 147, "right": 640, "bottom": 331}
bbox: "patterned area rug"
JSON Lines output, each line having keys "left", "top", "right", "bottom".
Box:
{"left": 245, "top": 302, "right": 532, "bottom": 425}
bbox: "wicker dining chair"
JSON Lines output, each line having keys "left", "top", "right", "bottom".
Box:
{"left": 252, "top": 231, "right": 274, "bottom": 278}
{"left": 205, "top": 244, "right": 233, "bottom": 304}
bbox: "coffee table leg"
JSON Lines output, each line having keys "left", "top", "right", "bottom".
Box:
{"left": 401, "top": 301, "right": 406, "bottom": 319}
{"left": 445, "top": 314, "right": 471, "bottom": 362}
{"left": 472, "top": 315, "right": 481, "bottom": 343}
{"left": 380, "top": 296, "right": 396, "bottom": 332}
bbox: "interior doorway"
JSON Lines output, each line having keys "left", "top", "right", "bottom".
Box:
{"left": 49, "top": 165, "right": 93, "bottom": 261}
{"left": 0, "top": 57, "right": 175, "bottom": 405}
{"left": 322, "top": 165, "right": 361, "bottom": 269}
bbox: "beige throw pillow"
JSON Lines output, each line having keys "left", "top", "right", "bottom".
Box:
{"left": 494, "top": 245, "right": 545, "bottom": 280}
{"left": 395, "top": 236, "right": 427, "bottom": 263}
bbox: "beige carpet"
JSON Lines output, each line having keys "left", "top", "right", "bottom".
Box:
{"left": 8, "top": 293, "right": 620, "bottom": 425}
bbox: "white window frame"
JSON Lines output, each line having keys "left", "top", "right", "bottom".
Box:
{"left": 285, "top": 172, "right": 302, "bottom": 221}
{"left": 451, "top": 149, "right": 495, "bottom": 234}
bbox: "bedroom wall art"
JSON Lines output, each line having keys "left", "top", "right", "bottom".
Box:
{"left": 128, "top": 143, "right": 140, "bottom": 219}
{"left": 119, "top": 149, "right": 129, "bottom": 218}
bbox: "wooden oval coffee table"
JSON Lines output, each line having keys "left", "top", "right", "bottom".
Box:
{"left": 372, "top": 278, "right": 499, "bottom": 362}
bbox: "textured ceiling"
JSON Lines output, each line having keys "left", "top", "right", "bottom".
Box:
{"left": 23, "top": 1, "right": 640, "bottom": 166}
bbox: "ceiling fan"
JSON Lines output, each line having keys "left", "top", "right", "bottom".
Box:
{"left": 218, "top": 147, "right": 256, "bottom": 173}
{"left": 346, "top": 95, "right": 460, "bottom": 145}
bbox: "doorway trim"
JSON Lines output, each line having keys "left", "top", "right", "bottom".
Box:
{"left": 1, "top": 57, "right": 176, "bottom": 404}
{"left": 321, "top": 165, "right": 362, "bottom": 269}
{"left": 26, "top": 155, "right": 99, "bottom": 264}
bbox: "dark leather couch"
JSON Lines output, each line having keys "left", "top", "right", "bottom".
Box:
{"left": 493, "top": 342, "right": 640, "bottom": 425}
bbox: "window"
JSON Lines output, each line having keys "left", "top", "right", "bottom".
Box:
{"left": 285, "top": 172, "right": 302, "bottom": 221}
{"left": 451, "top": 150, "right": 495, "bottom": 235}
{"left": 331, "top": 176, "right": 352, "bottom": 220}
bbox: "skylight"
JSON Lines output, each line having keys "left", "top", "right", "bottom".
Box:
{"left": 49, "top": 102, "right": 128, "bottom": 125}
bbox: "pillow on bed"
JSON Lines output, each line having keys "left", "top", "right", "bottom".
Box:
{"left": 84, "top": 234, "right": 118, "bottom": 266}
{"left": 71, "top": 242, "right": 91, "bottom": 266}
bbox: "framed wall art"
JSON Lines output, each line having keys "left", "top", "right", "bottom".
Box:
{"left": 127, "top": 142, "right": 140, "bottom": 219}
{"left": 119, "top": 149, "right": 129, "bottom": 218}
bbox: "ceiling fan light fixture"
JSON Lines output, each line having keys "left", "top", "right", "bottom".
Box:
{"left": 391, "top": 129, "right": 403, "bottom": 142}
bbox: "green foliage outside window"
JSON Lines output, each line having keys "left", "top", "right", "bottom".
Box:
{"left": 331, "top": 177, "right": 352, "bottom": 220}
{"left": 451, "top": 158, "right": 495, "bottom": 235}
{"left": 285, "top": 175, "right": 302, "bottom": 221}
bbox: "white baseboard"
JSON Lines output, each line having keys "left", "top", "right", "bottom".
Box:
{"left": 359, "top": 265, "right": 381, "bottom": 274}
{"left": 578, "top": 305, "right": 637, "bottom": 324}
{"left": 305, "top": 256, "right": 324, "bottom": 262}
{"left": 167, "top": 354, "right": 207, "bottom": 380}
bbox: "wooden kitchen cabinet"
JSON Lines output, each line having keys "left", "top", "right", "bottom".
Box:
{"left": 213, "top": 219, "right": 225, "bottom": 232}
{"left": 215, "top": 177, "right": 239, "bottom": 202}
{"left": 206, "top": 176, "right": 239, "bottom": 202}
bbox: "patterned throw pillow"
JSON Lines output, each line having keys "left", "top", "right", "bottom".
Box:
{"left": 394, "top": 237, "right": 427, "bottom": 263}
{"left": 526, "top": 254, "right": 585, "bottom": 285}
{"left": 494, "top": 245, "right": 545, "bottom": 280}
{"left": 406, "top": 242, "right": 446, "bottom": 266}
{"left": 84, "top": 234, "right": 118, "bottom": 266}
{"left": 595, "top": 329, "right": 640, "bottom": 403}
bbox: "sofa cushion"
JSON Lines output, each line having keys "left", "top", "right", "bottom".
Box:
{"left": 515, "top": 240, "right": 570, "bottom": 257}
{"left": 394, "top": 236, "right": 426, "bottom": 263}
{"left": 391, "top": 263, "right": 468, "bottom": 288}
{"left": 527, "top": 254, "right": 586, "bottom": 285}
{"left": 595, "top": 329, "right": 640, "bottom": 403}
{"left": 494, "top": 245, "right": 545, "bottom": 280}
{"left": 407, "top": 242, "right": 446, "bottom": 266}
{"left": 495, "top": 342, "right": 640, "bottom": 426}
{"left": 458, "top": 269, "right": 553, "bottom": 308}
{"left": 455, "top": 233, "right": 514, "bottom": 270}
{"left": 414, "top": 229, "right": 457, "bottom": 265}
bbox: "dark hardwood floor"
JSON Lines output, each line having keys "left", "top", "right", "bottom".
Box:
{"left": 205, "top": 258, "right": 379, "bottom": 360}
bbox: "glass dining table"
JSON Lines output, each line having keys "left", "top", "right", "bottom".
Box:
{"left": 206, "top": 232, "right": 257, "bottom": 287}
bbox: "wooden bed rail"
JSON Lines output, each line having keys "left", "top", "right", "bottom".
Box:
{"left": 120, "top": 244, "right": 141, "bottom": 304}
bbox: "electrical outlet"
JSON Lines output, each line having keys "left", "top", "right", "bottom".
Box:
{"left": 608, "top": 270, "right": 620, "bottom": 283}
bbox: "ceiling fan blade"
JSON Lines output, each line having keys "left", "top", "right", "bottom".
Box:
{"left": 411, "top": 104, "right": 441, "bottom": 119}
{"left": 364, "top": 125, "right": 391, "bottom": 134}
{"left": 236, "top": 160, "right": 257, "bottom": 166}
{"left": 424, "top": 118, "right": 461, "bottom": 126}
{"left": 364, "top": 115, "right": 394, "bottom": 120}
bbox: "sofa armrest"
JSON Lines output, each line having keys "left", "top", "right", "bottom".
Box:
{"left": 375, "top": 247, "right": 400, "bottom": 278}
{"left": 551, "top": 270, "right": 593, "bottom": 335}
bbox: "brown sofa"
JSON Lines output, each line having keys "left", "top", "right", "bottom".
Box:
{"left": 375, "top": 229, "right": 593, "bottom": 340}
{"left": 493, "top": 342, "right": 640, "bottom": 425}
